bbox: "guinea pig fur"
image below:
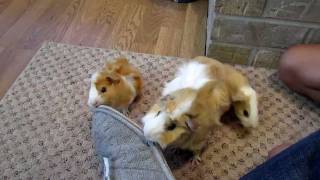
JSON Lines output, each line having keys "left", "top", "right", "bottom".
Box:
{"left": 143, "top": 56, "right": 258, "bottom": 150}
{"left": 193, "top": 56, "right": 258, "bottom": 128}
{"left": 87, "top": 57, "right": 142, "bottom": 109}
{"left": 143, "top": 81, "right": 231, "bottom": 159}
{"left": 143, "top": 88, "right": 198, "bottom": 148}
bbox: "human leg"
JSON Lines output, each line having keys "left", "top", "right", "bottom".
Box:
{"left": 279, "top": 44, "right": 320, "bottom": 101}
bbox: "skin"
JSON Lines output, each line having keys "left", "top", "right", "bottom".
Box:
{"left": 268, "top": 45, "right": 320, "bottom": 157}
{"left": 279, "top": 44, "right": 320, "bottom": 101}
{"left": 268, "top": 143, "right": 292, "bottom": 159}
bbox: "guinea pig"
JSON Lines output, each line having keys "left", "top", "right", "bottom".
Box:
{"left": 193, "top": 56, "right": 259, "bottom": 128}
{"left": 143, "top": 81, "right": 231, "bottom": 161}
{"left": 232, "top": 86, "right": 258, "bottom": 128}
{"left": 144, "top": 55, "right": 258, "bottom": 149}
{"left": 143, "top": 88, "right": 198, "bottom": 148}
{"left": 87, "top": 57, "right": 142, "bottom": 110}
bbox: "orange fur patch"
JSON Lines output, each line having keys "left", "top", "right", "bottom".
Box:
{"left": 94, "top": 57, "right": 143, "bottom": 109}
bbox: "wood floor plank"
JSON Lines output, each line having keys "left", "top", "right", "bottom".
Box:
{"left": 133, "top": 1, "right": 166, "bottom": 53}
{"left": 179, "top": 0, "right": 207, "bottom": 58}
{"left": 0, "top": 0, "right": 12, "bottom": 14}
{"left": 17, "top": 0, "right": 74, "bottom": 49}
{"left": 0, "top": 0, "right": 54, "bottom": 47}
{"left": 0, "top": 47, "right": 35, "bottom": 97}
{"left": 154, "top": 26, "right": 184, "bottom": 56}
{"left": 110, "top": 3, "right": 145, "bottom": 51}
{"left": 0, "top": 0, "right": 208, "bottom": 99}
{"left": 94, "top": 0, "right": 128, "bottom": 48}
{"left": 62, "top": 0, "right": 118, "bottom": 47}
{"left": 161, "top": 1, "right": 186, "bottom": 28}
{"left": 0, "top": 0, "right": 36, "bottom": 37}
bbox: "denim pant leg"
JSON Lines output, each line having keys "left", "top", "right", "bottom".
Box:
{"left": 241, "top": 130, "right": 320, "bottom": 180}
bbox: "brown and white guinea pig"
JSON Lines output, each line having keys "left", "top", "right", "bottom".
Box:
{"left": 193, "top": 56, "right": 258, "bottom": 128}
{"left": 143, "top": 87, "right": 198, "bottom": 148}
{"left": 87, "top": 57, "right": 142, "bottom": 110}
{"left": 143, "top": 56, "right": 258, "bottom": 152}
{"left": 143, "top": 80, "right": 231, "bottom": 160}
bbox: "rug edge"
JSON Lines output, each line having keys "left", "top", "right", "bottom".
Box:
{"left": 0, "top": 41, "right": 52, "bottom": 102}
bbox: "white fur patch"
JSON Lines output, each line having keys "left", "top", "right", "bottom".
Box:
{"left": 171, "top": 98, "right": 194, "bottom": 119}
{"left": 162, "top": 62, "right": 211, "bottom": 96}
{"left": 90, "top": 72, "right": 99, "bottom": 83}
{"left": 123, "top": 75, "right": 137, "bottom": 104}
{"left": 143, "top": 61, "right": 213, "bottom": 146}
{"left": 87, "top": 72, "right": 103, "bottom": 107}
{"left": 240, "top": 86, "right": 258, "bottom": 127}
{"left": 142, "top": 96, "right": 195, "bottom": 147}
{"left": 142, "top": 111, "right": 168, "bottom": 142}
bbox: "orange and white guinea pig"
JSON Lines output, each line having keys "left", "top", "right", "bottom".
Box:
{"left": 161, "top": 56, "right": 258, "bottom": 128}
{"left": 87, "top": 57, "right": 142, "bottom": 110}
{"left": 142, "top": 56, "right": 258, "bottom": 157}
{"left": 143, "top": 81, "right": 231, "bottom": 161}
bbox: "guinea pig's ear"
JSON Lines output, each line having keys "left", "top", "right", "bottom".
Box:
{"left": 106, "top": 75, "right": 120, "bottom": 84}
{"left": 103, "top": 62, "right": 112, "bottom": 70}
{"left": 129, "top": 73, "right": 141, "bottom": 80}
{"left": 165, "top": 100, "right": 176, "bottom": 113}
{"left": 111, "top": 57, "right": 128, "bottom": 72}
{"left": 232, "top": 91, "right": 247, "bottom": 102}
{"left": 112, "top": 65, "right": 122, "bottom": 73}
{"left": 185, "top": 114, "right": 198, "bottom": 131}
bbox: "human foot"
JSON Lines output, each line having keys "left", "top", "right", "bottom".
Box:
{"left": 268, "top": 143, "right": 292, "bottom": 159}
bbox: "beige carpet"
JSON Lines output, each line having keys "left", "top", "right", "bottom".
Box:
{"left": 0, "top": 42, "right": 319, "bottom": 179}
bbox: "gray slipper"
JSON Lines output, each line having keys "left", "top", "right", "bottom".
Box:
{"left": 91, "top": 105, "right": 175, "bottom": 180}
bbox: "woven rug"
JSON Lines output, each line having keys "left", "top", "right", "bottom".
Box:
{"left": 0, "top": 42, "right": 319, "bottom": 179}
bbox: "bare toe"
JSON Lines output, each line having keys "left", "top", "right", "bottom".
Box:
{"left": 268, "top": 143, "right": 291, "bottom": 159}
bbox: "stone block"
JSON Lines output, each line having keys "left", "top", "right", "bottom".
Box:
{"left": 252, "top": 49, "right": 283, "bottom": 68}
{"left": 212, "top": 17, "right": 309, "bottom": 48}
{"left": 215, "top": 0, "right": 265, "bottom": 16}
{"left": 263, "top": 0, "right": 320, "bottom": 23}
{"left": 306, "top": 29, "right": 320, "bottom": 44}
{"left": 264, "top": 0, "right": 311, "bottom": 20}
{"left": 207, "top": 43, "right": 251, "bottom": 64}
{"left": 302, "top": 1, "right": 320, "bottom": 23}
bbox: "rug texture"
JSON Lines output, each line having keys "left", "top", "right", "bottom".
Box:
{"left": 0, "top": 42, "right": 319, "bottom": 179}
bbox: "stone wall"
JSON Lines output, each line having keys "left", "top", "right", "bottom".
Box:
{"left": 207, "top": 0, "right": 320, "bottom": 68}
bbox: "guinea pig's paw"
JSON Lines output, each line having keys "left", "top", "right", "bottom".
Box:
{"left": 241, "top": 118, "right": 259, "bottom": 128}
{"left": 190, "top": 155, "right": 202, "bottom": 167}
{"left": 121, "top": 109, "right": 130, "bottom": 117}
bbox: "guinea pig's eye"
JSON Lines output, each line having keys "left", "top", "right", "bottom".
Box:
{"left": 166, "top": 122, "right": 176, "bottom": 131}
{"left": 106, "top": 77, "right": 113, "bottom": 84}
{"left": 156, "top": 111, "right": 161, "bottom": 117}
{"left": 101, "top": 87, "right": 107, "bottom": 93}
{"left": 243, "top": 110, "right": 249, "bottom": 117}
{"left": 185, "top": 113, "right": 197, "bottom": 119}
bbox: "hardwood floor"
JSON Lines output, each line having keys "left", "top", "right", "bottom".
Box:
{"left": 0, "top": 0, "right": 207, "bottom": 98}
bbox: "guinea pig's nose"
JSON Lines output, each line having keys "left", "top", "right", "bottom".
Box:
{"left": 92, "top": 101, "right": 100, "bottom": 107}
{"left": 88, "top": 100, "right": 99, "bottom": 108}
